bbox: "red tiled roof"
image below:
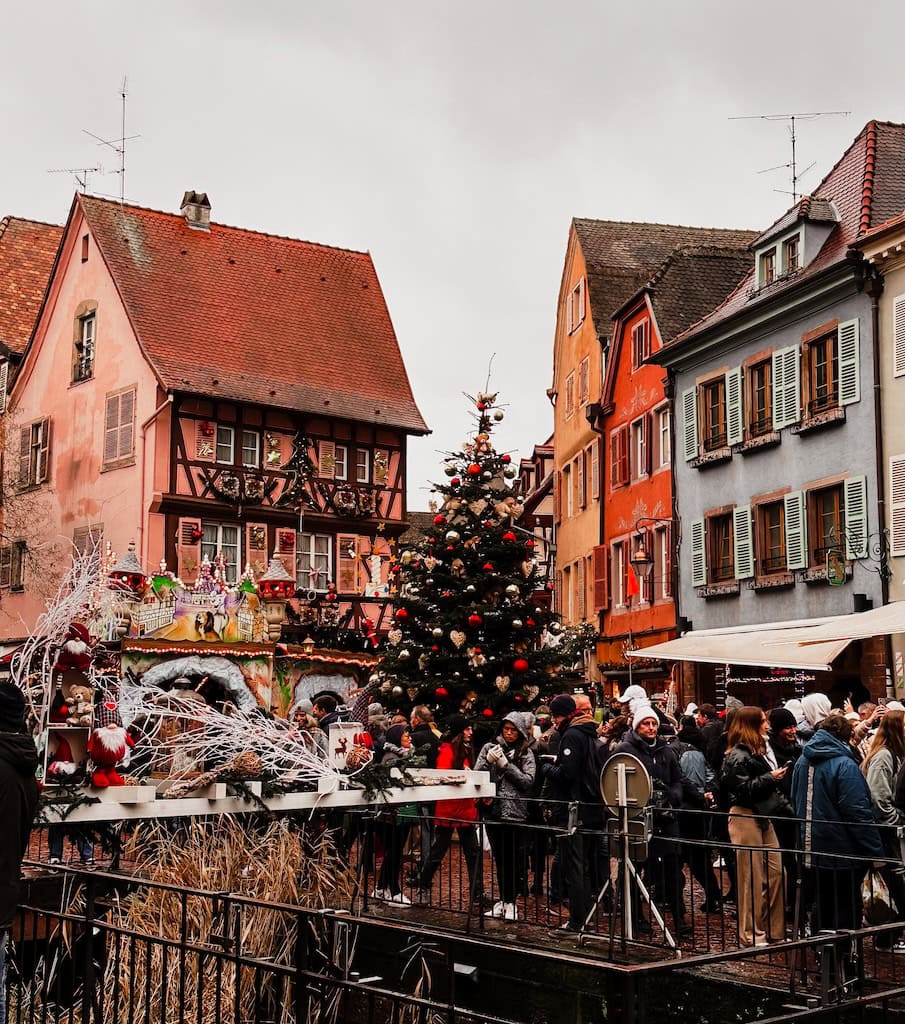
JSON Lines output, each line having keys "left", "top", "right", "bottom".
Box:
{"left": 77, "top": 195, "right": 428, "bottom": 433}
{"left": 667, "top": 120, "right": 905, "bottom": 349}
{"left": 0, "top": 216, "right": 63, "bottom": 354}
{"left": 571, "top": 220, "right": 757, "bottom": 332}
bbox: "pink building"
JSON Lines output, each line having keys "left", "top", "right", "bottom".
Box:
{"left": 0, "top": 191, "right": 428, "bottom": 646}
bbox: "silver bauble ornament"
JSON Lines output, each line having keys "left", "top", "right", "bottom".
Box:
{"left": 445, "top": 530, "right": 460, "bottom": 543}
{"left": 444, "top": 464, "right": 457, "bottom": 476}
{"left": 466, "top": 585, "right": 476, "bottom": 593}
{"left": 399, "top": 649, "right": 410, "bottom": 660}
{"left": 493, "top": 410, "right": 504, "bottom": 422}
{"left": 549, "top": 620, "right": 562, "bottom": 634}
{"left": 482, "top": 471, "right": 492, "bottom": 479}
{"left": 512, "top": 619, "right": 523, "bottom": 629}
{"left": 432, "top": 627, "right": 443, "bottom": 638}
{"left": 392, "top": 685, "right": 403, "bottom": 696}
{"left": 503, "top": 465, "right": 516, "bottom": 478}
{"left": 505, "top": 584, "right": 519, "bottom": 596}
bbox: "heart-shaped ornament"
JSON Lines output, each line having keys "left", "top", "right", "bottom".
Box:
{"left": 495, "top": 675, "right": 510, "bottom": 693}
{"left": 388, "top": 628, "right": 403, "bottom": 646}
{"left": 450, "top": 629, "right": 466, "bottom": 649}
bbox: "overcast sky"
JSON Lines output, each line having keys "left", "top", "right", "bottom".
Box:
{"left": 2, "top": 1, "right": 904, "bottom": 508}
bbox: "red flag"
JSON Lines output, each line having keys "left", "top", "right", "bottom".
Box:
{"left": 626, "top": 565, "right": 640, "bottom": 598}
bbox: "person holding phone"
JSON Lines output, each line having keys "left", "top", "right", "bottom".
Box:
{"left": 721, "top": 707, "right": 793, "bottom": 946}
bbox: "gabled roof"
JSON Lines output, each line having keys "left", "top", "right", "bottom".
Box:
{"left": 571, "top": 219, "right": 756, "bottom": 334}
{"left": 668, "top": 120, "right": 905, "bottom": 349}
{"left": 645, "top": 245, "right": 754, "bottom": 346}
{"left": 0, "top": 216, "right": 63, "bottom": 355}
{"left": 753, "top": 195, "right": 838, "bottom": 248}
{"left": 73, "top": 195, "right": 428, "bottom": 433}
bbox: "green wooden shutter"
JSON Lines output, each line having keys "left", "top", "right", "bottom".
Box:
{"left": 690, "top": 518, "right": 706, "bottom": 587}
{"left": 889, "top": 455, "right": 905, "bottom": 557}
{"left": 784, "top": 491, "right": 807, "bottom": 570}
{"left": 682, "top": 387, "right": 698, "bottom": 462}
{"left": 844, "top": 475, "right": 868, "bottom": 559}
{"left": 838, "top": 318, "right": 860, "bottom": 406}
{"left": 726, "top": 367, "right": 743, "bottom": 446}
{"left": 773, "top": 346, "right": 801, "bottom": 428}
{"left": 733, "top": 505, "right": 754, "bottom": 580}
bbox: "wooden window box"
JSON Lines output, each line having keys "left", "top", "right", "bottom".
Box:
{"left": 791, "top": 406, "right": 846, "bottom": 436}
{"left": 740, "top": 432, "right": 781, "bottom": 454}
{"left": 691, "top": 447, "right": 732, "bottom": 469}
{"left": 698, "top": 581, "right": 740, "bottom": 599}
{"left": 749, "top": 572, "right": 795, "bottom": 592}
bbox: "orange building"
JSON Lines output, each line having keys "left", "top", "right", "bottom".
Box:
{"left": 590, "top": 243, "right": 754, "bottom": 693}
{"left": 0, "top": 191, "right": 427, "bottom": 647}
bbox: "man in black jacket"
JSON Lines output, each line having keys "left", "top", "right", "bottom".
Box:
{"left": 616, "top": 704, "right": 690, "bottom": 936}
{"left": 0, "top": 683, "right": 38, "bottom": 1021}
{"left": 408, "top": 706, "right": 442, "bottom": 878}
{"left": 545, "top": 694, "right": 605, "bottom": 934}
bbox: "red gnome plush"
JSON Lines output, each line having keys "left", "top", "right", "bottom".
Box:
{"left": 46, "top": 737, "right": 80, "bottom": 779}
{"left": 88, "top": 701, "right": 134, "bottom": 787}
{"left": 56, "top": 623, "right": 93, "bottom": 673}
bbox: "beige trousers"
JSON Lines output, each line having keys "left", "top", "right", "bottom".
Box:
{"left": 728, "top": 806, "right": 785, "bottom": 946}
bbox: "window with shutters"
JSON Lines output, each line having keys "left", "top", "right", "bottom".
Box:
{"left": 201, "top": 522, "right": 241, "bottom": 584}
{"left": 592, "top": 544, "right": 608, "bottom": 611}
{"left": 0, "top": 546, "right": 11, "bottom": 589}
{"left": 216, "top": 426, "right": 235, "bottom": 464}
{"left": 783, "top": 235, "right": 800, "bottom": 274}
{"left": 18, "top": 418, "right": 50, "bottom": 489}
{"left": 578, "top": 357, "right": 590, "bottom": 406}
{"left": 103, "top": 387, "right": 136, "bottom": 467}
{"left": 630, "top": 416, "right": 647, "bottom": 479}
{"left": 701, "top": 378, "right": 727, "bottom": 451}
{"left": 568, "top": 278, "right": 585, "bottom": 333}
{"left": 576, "top": 454, "right": 586, "bottom": 508}
{"left": 747, "top": 359, "right": 773, "bottom": 438}
{"left": 73, "top": 524, "right": 103, "bottom": 572}
{"left": 564, "top": 372, "right": 575, "bottom": 419}
{"left": 631, "top": 318, "right": 651, "bottom": 370}
{"left": 894, "top": 295, "right": 905, "bottom": 379}
{"left": 891, "top": 455, "right": 905, "bottom": 557}
{"left": 612, "top": 541, "right": 627, "bottom": 608}
{"left": 756, "top": 501, "right": 786, "bottom": 575}
{"left": 809, "top": 484, "right": 844, "bottom": 567}
{"left": 563, "top": 464, "right": 572, "bottom": 518}
{"left": 707, "top": 513, "right": 734, "bottom": 583}
{"left": 0, "top": 360, "right": 8, "bottom": 414}
{"left": 590, "top": 442, "right": 600, "bottom": 499}
{"left": 333, "top": 445, "right": 348, "bottom": 480}
{"left": 297, "top": 532, "right": 331, "bottom": 592}
{"left": 72, "top": 313, "right": 95, "bottom": 382}
{"left": 759, "top": 248, "right": 776, "bottom": 287}
{"left": 805, "top": 332, "right": 839, "bottom": 416}
{"left": 610, "top": 425, "right": 629, "bottom": 488}
{"left": 576, "top": 558, "right": 586, "bottom": 619}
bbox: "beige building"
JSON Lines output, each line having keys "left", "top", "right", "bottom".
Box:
{"left": 857, "top": 213, "right": 905, "bottom": 690}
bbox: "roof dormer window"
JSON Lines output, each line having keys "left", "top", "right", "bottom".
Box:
{"left": 784, "top": 235, "right": 800, "bottom": 274}
{"left": 759, "top": 248, "right": 776, "bottom": 288}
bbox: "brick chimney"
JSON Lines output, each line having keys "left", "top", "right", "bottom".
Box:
{"left": 180, "top": 191, "right": 211, "bottom": 231}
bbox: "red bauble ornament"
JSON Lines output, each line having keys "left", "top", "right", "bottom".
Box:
{"left": 513, "top": 658, "right": 529, "bottom": 672}
{"left": 501, "top": 454, "right": 511, "bottom": 464}
{"left": 441, "top": 590, "right": 453, "bottom": 598}
{"left": 514, "top": 695, "right": 523, "bottom": 702}
{"left": 546, "top": 581, "right": 555, "bottom": 591}
{"left": 483, "top": 562, "right": 495, "bottom": 571}
{"left": 447, "top": 545, "right": 455, "bottom": 551}
{"left": 432, "top": 645, "right": 440, "bottom": 652}
{"left": 395, "top": 608, "right": 409, "bottom": 621}
{"left": 502, "top": 531, "right": 517, "bottom": 543}
{"left": 390, "top": 564, "right": 401, "bottom": 575}
{"left": 473, "top": 646, "right": 482, "bottom": 654}
{"left": 484, "top": 520, "right": 493, "bottom": 527}
{"left": 477, "top": 402, "right": 487, "bottom": 411}
{"left": 467, "top": 613, "right": 482, "bottom": 627}
{"left": 435, "top": 686, "right": 449, "bottom": 698}
{"left": 525, "top": 540, "right": 535, "bottom": 549}
{"left": 466, "top": 463, "right": 481, "bottom": 476}
{"left": 450, "top": 477, "right": 460, "bottom": 486}
{"left": 526, "top": 618, "right": 536, "bottom": 627}
{"left": 190, "top": 526, "right": 203, "bottom": 543}
{"left": 433, "top": 514, "right": 446, "bottom": 525}
{"left": 481, "top": 707, "right": 494, "bottom": 717}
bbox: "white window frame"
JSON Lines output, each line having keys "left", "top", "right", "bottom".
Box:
{"left": 74, "top": 313, "right": 95, "bottom": 381}
{"left": 655, "top": 525, "right": 671, "bottom": 599}
{"left": 297, "top": 532, "right": 332, "bottom": 592}
{"left": 612, "top": 541, "right": 626, "bottom": 608}
{"left": 783, "top": 233, "right": 801, "bottom": 274}
{"left": 334, "top": 445, "right": 348, "bottom": 480}
{"left": 568, "top": 278, "right": 586, "bottom": 333}
{"left": 657, "top": 406, "right": 671, "bottom": 468}
{"left": 631, "top": 417, "right": 647, "bottom": 479}
{"left": 201, "top": 521, "right": 241, "bottom": 584}
{"left": 241, "top": 430, "right": 260, "bottom": 468}
{"left": 355, "top": 448, "right": 370, "bottom": 484}
{"left": 216, "top": 426, "right": 235, "bottom": 465}
{"left": 758, "top": 247, "right": 777, "bottom": 287}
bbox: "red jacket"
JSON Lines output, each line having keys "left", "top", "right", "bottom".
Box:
{"left": 434, "top": 742, "right": 478, "bottom": 826}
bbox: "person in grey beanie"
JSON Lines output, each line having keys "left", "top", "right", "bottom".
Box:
{"left": 475, "top": 712, "right": 537, "bottom": 921}
{"left": 0, "top": 682, "right": 38, "bottom": 1022}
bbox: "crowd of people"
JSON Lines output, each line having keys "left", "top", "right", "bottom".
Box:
{"left": 330, "top": 683, "right": 905, "bottom": 948}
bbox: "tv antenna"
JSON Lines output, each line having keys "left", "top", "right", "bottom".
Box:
{"left": 729, "top": 110, "right": 850, "bottom": 203}
{"left": 82, "top": 76, "right": 140, "bottom": 203}
{"left": 47, "top": 165, "right": 103, "bottom": 194}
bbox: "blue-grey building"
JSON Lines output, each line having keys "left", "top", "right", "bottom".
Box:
{"left": 653, "top": 120, "right": 905, "bottom": 702}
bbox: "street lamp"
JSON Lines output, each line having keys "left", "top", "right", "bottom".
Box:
{"left": 629, "top": 516, "right": 675, "bottom": 581}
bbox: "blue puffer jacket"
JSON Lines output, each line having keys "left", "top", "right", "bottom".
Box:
{"left": 791, "top": 729, "right": 883, "bottom": 869}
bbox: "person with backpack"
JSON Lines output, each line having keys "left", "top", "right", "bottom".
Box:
{"left": 616, "top": 703, "right": 690, "bottom": 936}
{"left": 544, "top": 694, "right": 606, "bottom": 934}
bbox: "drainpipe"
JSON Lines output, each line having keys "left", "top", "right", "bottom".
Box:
{"left": 663, "top": 370, "right": 682, "bottom": 631}
{"left": 138, "top": 392, "right": 173, "bottom": 565}
{"left": 865, "top": 268, "right": 892, "bottom": 695}
{"left": 585, "top": 401, "right": 605, "bottom": 676}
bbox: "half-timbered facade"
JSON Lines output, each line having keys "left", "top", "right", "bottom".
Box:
{"left": 0, "top": 191, "right": 427, "bottom": 644}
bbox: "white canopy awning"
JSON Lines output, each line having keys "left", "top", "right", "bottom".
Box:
{"left": 625, "top": 603, "right": 905, "bottom": 672}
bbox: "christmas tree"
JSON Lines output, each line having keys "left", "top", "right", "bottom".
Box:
{"left": 379, "top": 392, "right": 581, "bottom": 724}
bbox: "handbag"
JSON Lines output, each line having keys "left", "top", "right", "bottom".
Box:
{"left": 752, "top": 786, "right": 794, "bottom": 819}
{"left": 862, "top": 869, "right": 895, "bottom": 925}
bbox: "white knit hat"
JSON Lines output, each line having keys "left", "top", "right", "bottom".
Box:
{"left": 802, "top": 692, "right": 831, "bottom": 728}
{"left": 632, "top": 702, "right": 659, "bottom": 731}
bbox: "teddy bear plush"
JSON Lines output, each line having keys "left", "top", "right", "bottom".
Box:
{"left": 66, "top": 683, "right": 94, "bottom": 727}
